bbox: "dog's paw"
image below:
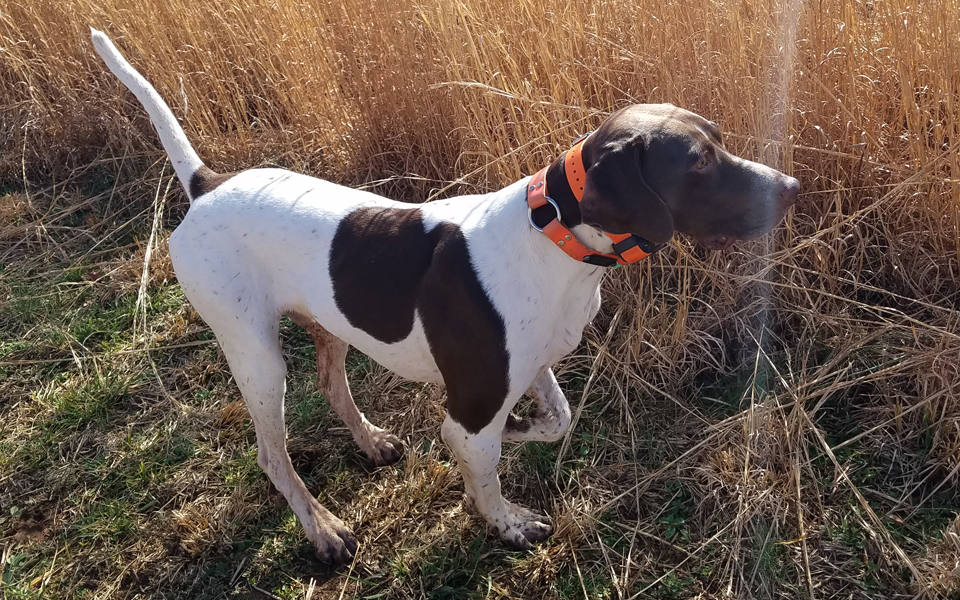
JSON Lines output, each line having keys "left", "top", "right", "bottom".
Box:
{"left": 307, "top": 513, "right": 358, "bottom": 564}
{"left": 498, "top": 501, "right": 553, "bottom": 550}
{"left": 362, "top": 428, "right": 404, "bottom": 466}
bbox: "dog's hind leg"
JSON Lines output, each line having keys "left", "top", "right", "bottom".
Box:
{"left": 502, "top": 369, "right": 572, "bottom": 443}
{"left": 292, "top": 315, "right": 404, "bottom": 466}
{"left": 200, "top": 311, "right": 357, "bottom": 563}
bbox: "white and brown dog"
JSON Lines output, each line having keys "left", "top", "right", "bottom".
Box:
{"left": 92, "top": 29, "right": 798, "bottom": 562}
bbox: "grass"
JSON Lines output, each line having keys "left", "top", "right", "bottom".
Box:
{"left": 2, "top": 0, "right": 960, "bottom": 597}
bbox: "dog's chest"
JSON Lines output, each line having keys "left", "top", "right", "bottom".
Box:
{"left": 507, "top": 276, "right": 602, "bottom": 367}
{"left": 421, "top": 184, "right": 607, "bottom": 391}
{"left": 472, "top": 247, "right": 604, "bottom": 391}
{"left": 558, "top": 283, "right": 603, "bottom": 353}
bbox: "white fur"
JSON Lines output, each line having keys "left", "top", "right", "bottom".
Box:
{"left": 92, "top": 29, "right": 611, "bottom": 555}
{"left": 90, "top": 29, "right": 203, "bottom": 197}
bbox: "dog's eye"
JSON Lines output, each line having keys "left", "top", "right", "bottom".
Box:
{"left": 693, "top": 155, "right": 710, "bottom": 171}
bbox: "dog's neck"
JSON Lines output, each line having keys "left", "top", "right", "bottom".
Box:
{"left": 535, "top": 153, "right": 614, "bottom": 254}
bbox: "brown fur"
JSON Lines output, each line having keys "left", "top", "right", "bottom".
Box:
{"left": 189, "top": 166, "right": 237, "bottom": 200}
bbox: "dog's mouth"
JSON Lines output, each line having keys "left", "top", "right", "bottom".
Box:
{"left": 692, "top": 174, "right": 799, "bottom": 251}
{"left": 698, "top": 226, "right": 776, "bottom": 250}
{"left": 697, "top": 205, "right": 794, "bottom": 251}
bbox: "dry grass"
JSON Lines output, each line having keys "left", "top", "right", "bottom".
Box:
{"left": 2, "top": 0, "right": 960, "bottom": 598}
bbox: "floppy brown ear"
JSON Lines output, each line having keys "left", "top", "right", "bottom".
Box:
{"left": 579, "top": 140, "right": 675, "bottom": 245}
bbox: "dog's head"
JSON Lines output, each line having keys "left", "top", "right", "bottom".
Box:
{"left": 579, "top": 104, "right": 799, "bottom": 250}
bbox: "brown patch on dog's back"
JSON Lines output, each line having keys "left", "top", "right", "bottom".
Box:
{"left": 329, "top": 207, "right": 438, "bottom": 343}
{"left": 189, "top": 166, "right": 237, "bottom": 200}
{"left": 329, "top": 206, "right": 510, "bottom": 433}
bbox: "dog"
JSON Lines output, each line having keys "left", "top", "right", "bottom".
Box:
{"left": 91, "top": 28, "right": 798, "bottom": 563}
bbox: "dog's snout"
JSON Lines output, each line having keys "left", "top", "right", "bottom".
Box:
{"left": 779, "top": 176, "right": 800, "bottom": 207}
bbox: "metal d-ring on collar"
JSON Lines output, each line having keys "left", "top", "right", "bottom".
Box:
{"left": 527, "top": 131, "right": 588, "bottom": 236}
{"left": 527, "top": 188, "right": 562, "bottom": 233}
{"left": 527, "top": 131, "right": 590, "bottom": 234}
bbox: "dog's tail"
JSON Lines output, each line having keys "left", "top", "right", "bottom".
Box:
{"left": 91, "top": 28, "right": 207, "bottom": 202}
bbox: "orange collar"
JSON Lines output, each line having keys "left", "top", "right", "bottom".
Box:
{"left": 527, "top": 134, "right": 660, "bottom": 267}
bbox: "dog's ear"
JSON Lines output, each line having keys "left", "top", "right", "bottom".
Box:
{"left": 579, "top": 139, "right": 675, "bottom": 245}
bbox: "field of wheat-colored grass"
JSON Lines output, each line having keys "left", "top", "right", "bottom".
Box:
{"left": 2, "top": 0, "right": 960, "bottom": 598}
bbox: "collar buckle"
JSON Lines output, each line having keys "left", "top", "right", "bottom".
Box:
{"left": 570, "top": 130, "right": 594, "bottom": 147}
{"left": 611, "top": 234, "right": 660, "bottom": 256}
{"left": 582, "top": 254, "right": 619, "bottom": 268}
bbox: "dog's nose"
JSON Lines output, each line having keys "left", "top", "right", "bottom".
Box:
{"left": 779, "top": 176, "right": 800, "bottom": 207}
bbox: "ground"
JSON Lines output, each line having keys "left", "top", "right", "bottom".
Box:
{"left": 1, "top": 164, "right": 958, "bottom": 599}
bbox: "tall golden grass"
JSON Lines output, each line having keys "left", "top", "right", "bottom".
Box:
{"left": 3, "top": 0, "right": 960, "bottom": 596}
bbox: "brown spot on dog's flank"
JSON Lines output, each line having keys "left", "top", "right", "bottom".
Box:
{"left": 189, "top": 165, "right": 237, "bottom": 200}
{"left": 329, "top": 206, "right": 510, "bottom": 433}
{"left": 329, "top": 207, "right": 437, "bottom": 343}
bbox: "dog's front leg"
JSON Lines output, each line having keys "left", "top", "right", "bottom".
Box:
{"left": 441, "top": 415, "right": 553, "bottom": 550}
{"left": 502, "top": 368, "right": 572, "bottom": 443}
